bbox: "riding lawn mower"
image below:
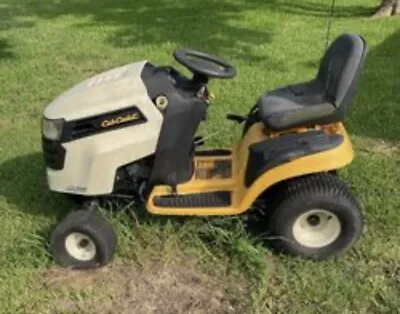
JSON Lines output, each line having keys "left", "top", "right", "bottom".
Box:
{"left": 41, "top": 33, "right": 368, "bottom": 269}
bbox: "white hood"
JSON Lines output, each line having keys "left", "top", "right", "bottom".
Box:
{"left": 44, "top": 61, "right": 152, "bottom": 121}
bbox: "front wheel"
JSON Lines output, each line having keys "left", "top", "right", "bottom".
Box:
{"left": 267, "top": 173, "right": 363, "bottom": 260}
{"left": 50, "top": 209, "right": 117, "bottom": 269}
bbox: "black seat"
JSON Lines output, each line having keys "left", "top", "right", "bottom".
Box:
{"left": 258, "top": 33, "right": 368, "bottom": 130}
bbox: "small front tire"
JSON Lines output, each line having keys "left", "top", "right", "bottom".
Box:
{"left": 267, "top": 173, "right": 363, "bottom": 260}
{"left": 50, "top": 209, "right": 117, "bottom": 269}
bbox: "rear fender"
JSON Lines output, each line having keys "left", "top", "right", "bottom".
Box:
{"left": 238, "top": 123, "right": 354, "bottom": 212}
{"left": 244, "top": 130, "right": 344, "bottom": 187}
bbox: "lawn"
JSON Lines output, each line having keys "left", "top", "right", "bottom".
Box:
{"left": 0, "top": 0, "right": 399, "bottom": 313}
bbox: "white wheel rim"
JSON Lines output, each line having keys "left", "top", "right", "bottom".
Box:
{"left": 65, "top": 232, "right": 96, "bottom": 261}
{"left": 292, "top": 209, "right": 341, "bottom": 248}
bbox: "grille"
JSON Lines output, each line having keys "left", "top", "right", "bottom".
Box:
{"left": 69, "top": 117, "right": 98, "bottom": 140}
{"left": 42, "top": 137, "right": 66, "bottom": 170}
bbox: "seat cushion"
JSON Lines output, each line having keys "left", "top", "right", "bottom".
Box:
{"left": 258, "top": 80, "right": 336, "bottom": 130}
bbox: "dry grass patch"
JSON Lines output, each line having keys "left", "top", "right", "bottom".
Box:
{"left": 35, "top": 258, "right": 246, "bottom": 314}
{"left": 354, "top": 136, "right": 400, "bottom": 156}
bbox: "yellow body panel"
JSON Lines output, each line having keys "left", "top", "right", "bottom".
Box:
{"left": 146, "top": 122, "right": 354, "bottom": 216}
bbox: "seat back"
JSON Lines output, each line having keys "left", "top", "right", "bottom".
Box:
{"left": 317, "top": 33, "right": 368, "bottom": 112}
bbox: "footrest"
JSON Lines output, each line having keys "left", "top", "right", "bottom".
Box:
{"left": 153, "top": 191, "right": 231, "bottom": 208}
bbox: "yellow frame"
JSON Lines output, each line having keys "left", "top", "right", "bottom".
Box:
{"left": 146, "top": 122, "right": 354, "bottom": 216}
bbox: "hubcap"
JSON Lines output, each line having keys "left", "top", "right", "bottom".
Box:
{"left": 292, "top": 209, "right": 341, "bottom": 248}
{"left": 65, "top": 232, "right": 96, "bottom": 261}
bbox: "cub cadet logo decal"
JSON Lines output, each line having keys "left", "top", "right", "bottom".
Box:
{"left": 101, "top": 112, "right": 141, "bottom": 128}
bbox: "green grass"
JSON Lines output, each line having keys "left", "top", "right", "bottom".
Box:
{"left": 0, "top": 0, "right": 399, "bottom": 313}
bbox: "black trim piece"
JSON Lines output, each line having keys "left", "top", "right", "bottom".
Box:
{"left": 141, "top": 62, "right": 214, "bottom": 113}
{"left": 61, "top": 106, "right": 147, "bottom": 142}
{"left": 141, "top": 63, "right": 173, "bottom": 102}
{"left": 245, "top": 131, "right": 344, "bottom": 187}
{"left": 226, "top": 114, "right": 246, "bottom": 124}
{"left": 242, "top": 104, "right": 261, "bottom": 137}
{"left": 195, "top": 149, "right": 232, "bottom": 157}
{"left": 141, "top": 63, "right": 200, "bottom": 111}
{"left": 42, "top": 137, "right": 66, "bottom": 170}
{"left": 154, "top": 191, "right": 231, "bottom": 208}
{"left": 143, "top": 62, "right": 209, "bottom": 192}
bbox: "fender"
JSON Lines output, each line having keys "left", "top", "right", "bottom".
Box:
{"left": 237, "top": 123, "right": 354, "bottom": 213}
{"left": 244, "top": 130, "right": 344, "bottom": 187}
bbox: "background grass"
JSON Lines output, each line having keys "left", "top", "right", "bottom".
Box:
{"left": 0, "top": 0, "right": 399, "bottom": 313}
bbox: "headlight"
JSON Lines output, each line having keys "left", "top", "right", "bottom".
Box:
{"left": 42, "top": 117, "right": 64, "bottom": 140}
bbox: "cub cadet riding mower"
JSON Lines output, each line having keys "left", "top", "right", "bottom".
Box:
{"left": 42, "top": 33, "right": 368, "bottom": 269}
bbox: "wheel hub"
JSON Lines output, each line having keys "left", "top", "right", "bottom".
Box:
{"left": 292, "top": 209, "right": 341, "bottom": 248}
{"left": 307, "top": 214, "right": 321, "bottom": 226}
{"left": 65, "top": 232, "right": 96, "bottom": 261}
{"left": 79, "top": 238, "right": 90, "bottom": 248}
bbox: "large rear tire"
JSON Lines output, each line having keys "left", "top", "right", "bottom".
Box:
{"left": 267, "top": 173, "right": 363, "bottom": 260}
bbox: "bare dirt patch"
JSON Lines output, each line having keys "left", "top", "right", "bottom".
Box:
{"left": 356, "top": 137, "right": 400, "bottom": 157}
{"left": 35, "top": 259, "right": 245, "bottom": 314}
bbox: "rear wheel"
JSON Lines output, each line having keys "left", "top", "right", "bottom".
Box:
{"left": 267, "top": 173, "right": 363, "bottom": 260}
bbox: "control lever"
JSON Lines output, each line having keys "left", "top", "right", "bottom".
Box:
{"left": 226, "top": 114, "right": 247, "bottom": 124}
{"left": 194, "top": 136, "right": 205, "bottom": 146}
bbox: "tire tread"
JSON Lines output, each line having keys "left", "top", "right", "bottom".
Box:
{"left": 51, "top": 210, "right": 117, "bottom": 269}
{"left": 267, "top": 173, "right": 363, "bottom": 260}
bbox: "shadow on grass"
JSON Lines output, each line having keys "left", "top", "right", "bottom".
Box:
{"left": 1, "top": 0, "right": 275, "bottom": 63}
{"left": 263, "top": 0, "right": 375, "bottom": 17}
{"left": 0, "top": 153, "right": 70, "bottom": 219}
{"left": 0, "top": 39, "right": 14, "bottom": 60}
{"left": 0, "top": 153, "right": 75, "bottom": 266}
{"left": 0, "top": 152, "right": 271, "bottom": 271}
{"left": 0, "top": 151, "right": 192, "bottom": 231}
{"left": 348, "top": 29, "right": 400, "bottom": 142}
{"left": 0, "top": 0, "right": 378, "bottom": 67}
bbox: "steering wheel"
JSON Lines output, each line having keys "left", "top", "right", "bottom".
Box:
{"left": 173, "top": 49, "right": 237, "bottom": 80}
